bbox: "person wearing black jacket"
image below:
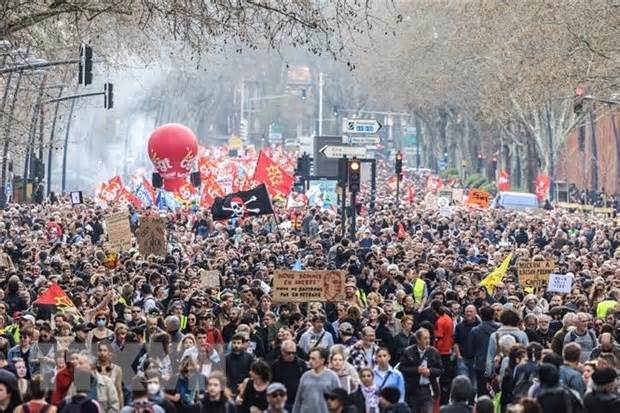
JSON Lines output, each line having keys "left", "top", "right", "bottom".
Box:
{"left": 225, "top": 334, "right": 255, "bottom": 395}
{"left": 466, "top": 306, "right": 499, "bottom": 397}
{"left": 270, "top": 340, "right": 307, "bottom": 411}
{"left": 584, "top": 367, "right": 620, "bottom": 412}
{"left": 399, "top": 328, "right": 443, "bottom": 413}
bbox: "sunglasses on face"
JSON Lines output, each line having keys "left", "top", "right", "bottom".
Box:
{"left": 269, "top": 392, "right": 286, "bottom": 398}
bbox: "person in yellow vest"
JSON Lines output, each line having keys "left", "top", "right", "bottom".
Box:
{"left": 596, "top": 298, "right": 619, "bottom": 320}
{"left": 409, "top": 270, "right": 428, "bottom": 309}
{"left": 344, "top": 282, "right": 366, "bottom": 309}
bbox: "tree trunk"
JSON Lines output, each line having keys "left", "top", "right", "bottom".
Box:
{"left": 590, "top": 110, "right": 598, "bottom": 192}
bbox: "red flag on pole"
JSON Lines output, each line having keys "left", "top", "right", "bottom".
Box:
{"left": 407, "top": 185, "right": 415, "bottom": 204}
{"left": 200, "top": 176, "right": 224, "bottom": 208}
{"left": 34, "top": 283, "right": 76, "bottom": 308}
{"left": 498, "top": 170, "right": 511, "bottom": 191}
{"left": 535, "top": 175, "right": 551, "bottom": 201}
{"left": 252, "top": 151, "right": 294, "bottom": 198}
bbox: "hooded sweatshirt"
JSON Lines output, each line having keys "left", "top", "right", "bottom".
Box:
{"left": 467, "top": 320, "right": 499, "bottom": 371}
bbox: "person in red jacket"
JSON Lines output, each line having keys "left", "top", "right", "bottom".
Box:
{"left": 432, "top": 299, "right": 454, "bottom": 405}
{"left": 51, "top": 353, "right": 75, "bottom": 406}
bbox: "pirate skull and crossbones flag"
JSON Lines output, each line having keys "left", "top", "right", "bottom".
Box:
{"left": 211, "top": 183, "right": 274, "bottom": 220}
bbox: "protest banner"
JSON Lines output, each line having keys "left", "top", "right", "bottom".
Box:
{"left": 467, "top": 189, "right": 491, "bottom": 208}
{"left": 517, "top": 260, "right": 555, "bottom": 289}
{"left": 138, "top": 217, "right": 167, "bottom": 257}
{"left": 106, "top": 212, "right": 132, "bottom": 251}
{"left": 547, "top": 273, "right": 573, "bottom": 293}
{"left": 200, "top": 269, "right": 221, "bottom": 288}
{"left": 273, "top": 270, "right": 345, "bottom": 303}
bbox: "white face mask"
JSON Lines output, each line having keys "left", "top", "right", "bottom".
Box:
{"left": 147, "top": 383, "right": 160, "bottom": 395}
{"left": 124, "top": 313, "right": 132, "bottom": 322}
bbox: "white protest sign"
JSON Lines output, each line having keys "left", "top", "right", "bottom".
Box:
{"left": 439, "top": 206, "right": 453, "bottom": 218}
{"left": 547, "top": 273, "right": 572, "bottom": 293}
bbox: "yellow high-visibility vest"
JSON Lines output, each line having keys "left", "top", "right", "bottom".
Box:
{"left": 413, "top": 278, "right": 426, "bottom": 304}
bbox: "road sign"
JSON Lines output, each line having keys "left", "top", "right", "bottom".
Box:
{"left": 269, "top": 123, "right": 283, "bottom": 143}
{"left": 342, "top": 118, "right": 382, "bottom": 134}
{"left": 342, "top": 135, "right": 381, "bottom": 145}
{"left": 320, "top": 145, "right": 368, "bottom": 158}
{"left": 239, "top": 119, "right": 248, "bottom": 140}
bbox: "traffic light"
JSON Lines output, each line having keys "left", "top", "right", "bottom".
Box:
{"left": 395, "top": 151, "right": 403, "bottom": 175}
{"left": 295, "top": 154, "right": 312, "bottom": 179}
{"left": 78, "top": 44, "right": 93, "bottom": 86}
{"left": 337, "top": 157, "right": 348, "bottom": 188}
{"left": 104, "top": 83, "right": 113, "bottom": 109}
{"left": 348, "top": 158, "right": 361, "bottom": 193}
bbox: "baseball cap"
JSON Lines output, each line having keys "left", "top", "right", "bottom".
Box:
{"left": 22, "top": 314, "right": 35, "bottom": 324}
{"left": 266, "top": 382, "right": 287, "bottom": 395}
{"left": 339, "top": 322, "right": 354, "bottom": 335}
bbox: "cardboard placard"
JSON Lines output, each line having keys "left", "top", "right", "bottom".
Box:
{"left": 200, "top": 269, "right": 221, "bottom": 288}
{"left": 106, "top": 212, "right": 132, "bottom": 251}
{"left": 70, "top": 191, "right": 83, "bottom": 205}
{"left": 467, "top": 189, "right": 491, "bottom": 208}
{"left": 273, "top": 270, "right": 346, "bottom": 303}
{"left": 138, "top": 217, "right": 167, "bottom": 257}
{"left": 517, "top": 260, "right": 554, "bottom": 289}
{"left": 547, "top": 273, "right": 572, "bottom": 293}
{"left": 452, "top": 188, "right": 464, "bottom": 203}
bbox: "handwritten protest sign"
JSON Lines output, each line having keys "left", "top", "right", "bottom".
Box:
{"left": 547, "top": 273, "right": 572, "bottom": 293}
{"left": 273, "top": 270, "right": 345, "bottom": 303}
{"left": 467, "top": 189, "right": 491, "bottom": 208}
{"left": 106, "top": 212, "right": 132, "bottom": 251}
{"left": 138, "top": 217, "right": 167, "bottom": 257}
{"left": 517, "top": 260, "right": 555, "bottom": 289}
{"left": 200, "top": 269, "right": 221, "bottom": 288}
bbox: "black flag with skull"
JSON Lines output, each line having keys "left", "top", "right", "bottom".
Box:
{"left": 211, "top": 184, "right": 274, "bottom": 221}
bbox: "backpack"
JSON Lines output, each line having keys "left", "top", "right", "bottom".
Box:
{"left": 538, "top": 385, "right": 584, "bottom": 413}
{"left": 512, "top": 370, "right": 535, "bottom": 399}
{"left": 132, "top": 400, "right": 156, "bottom": 413}
{"left": 61, "top": 395, "right": 95, "bottom": 413}
{"left": 567, "top": 329, "right": 597, "bottom": 349}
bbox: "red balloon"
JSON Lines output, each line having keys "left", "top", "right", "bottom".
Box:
{"left": 147, "top": 124, "right": 198, "bottom": 193}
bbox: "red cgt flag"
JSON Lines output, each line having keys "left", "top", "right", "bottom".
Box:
{"left": 498, "top": 170, "right": 511, "bottom": 191}
{"left": 252, "top": 151, "right": 294, "bottom": 198}
{"left": 34, "top": 283, "right": 76, "bottom": 308}
{"left": 200, "top": 176, "right": 224, "bottom": 208}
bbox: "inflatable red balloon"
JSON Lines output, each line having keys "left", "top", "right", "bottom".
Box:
{"left": 147, "top": 124, "right": 198, "bottom": 193}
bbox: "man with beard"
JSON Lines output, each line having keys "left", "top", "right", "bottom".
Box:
{"left": 221, "top": 307, "right": 242, "bottom": 342}
{"left": 214, "top": 292, "right": 235, "bottom": 330}
{"left": 536, "top": 314, "right": 553, "bottom": 348}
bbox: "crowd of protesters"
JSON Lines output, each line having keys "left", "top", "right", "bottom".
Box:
{"left": 0, "top": 166, "right": 618, "bottom": 413}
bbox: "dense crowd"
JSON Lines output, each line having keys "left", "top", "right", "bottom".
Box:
{"left": 0, "top": 169, "right": 619, "bottom": 413}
